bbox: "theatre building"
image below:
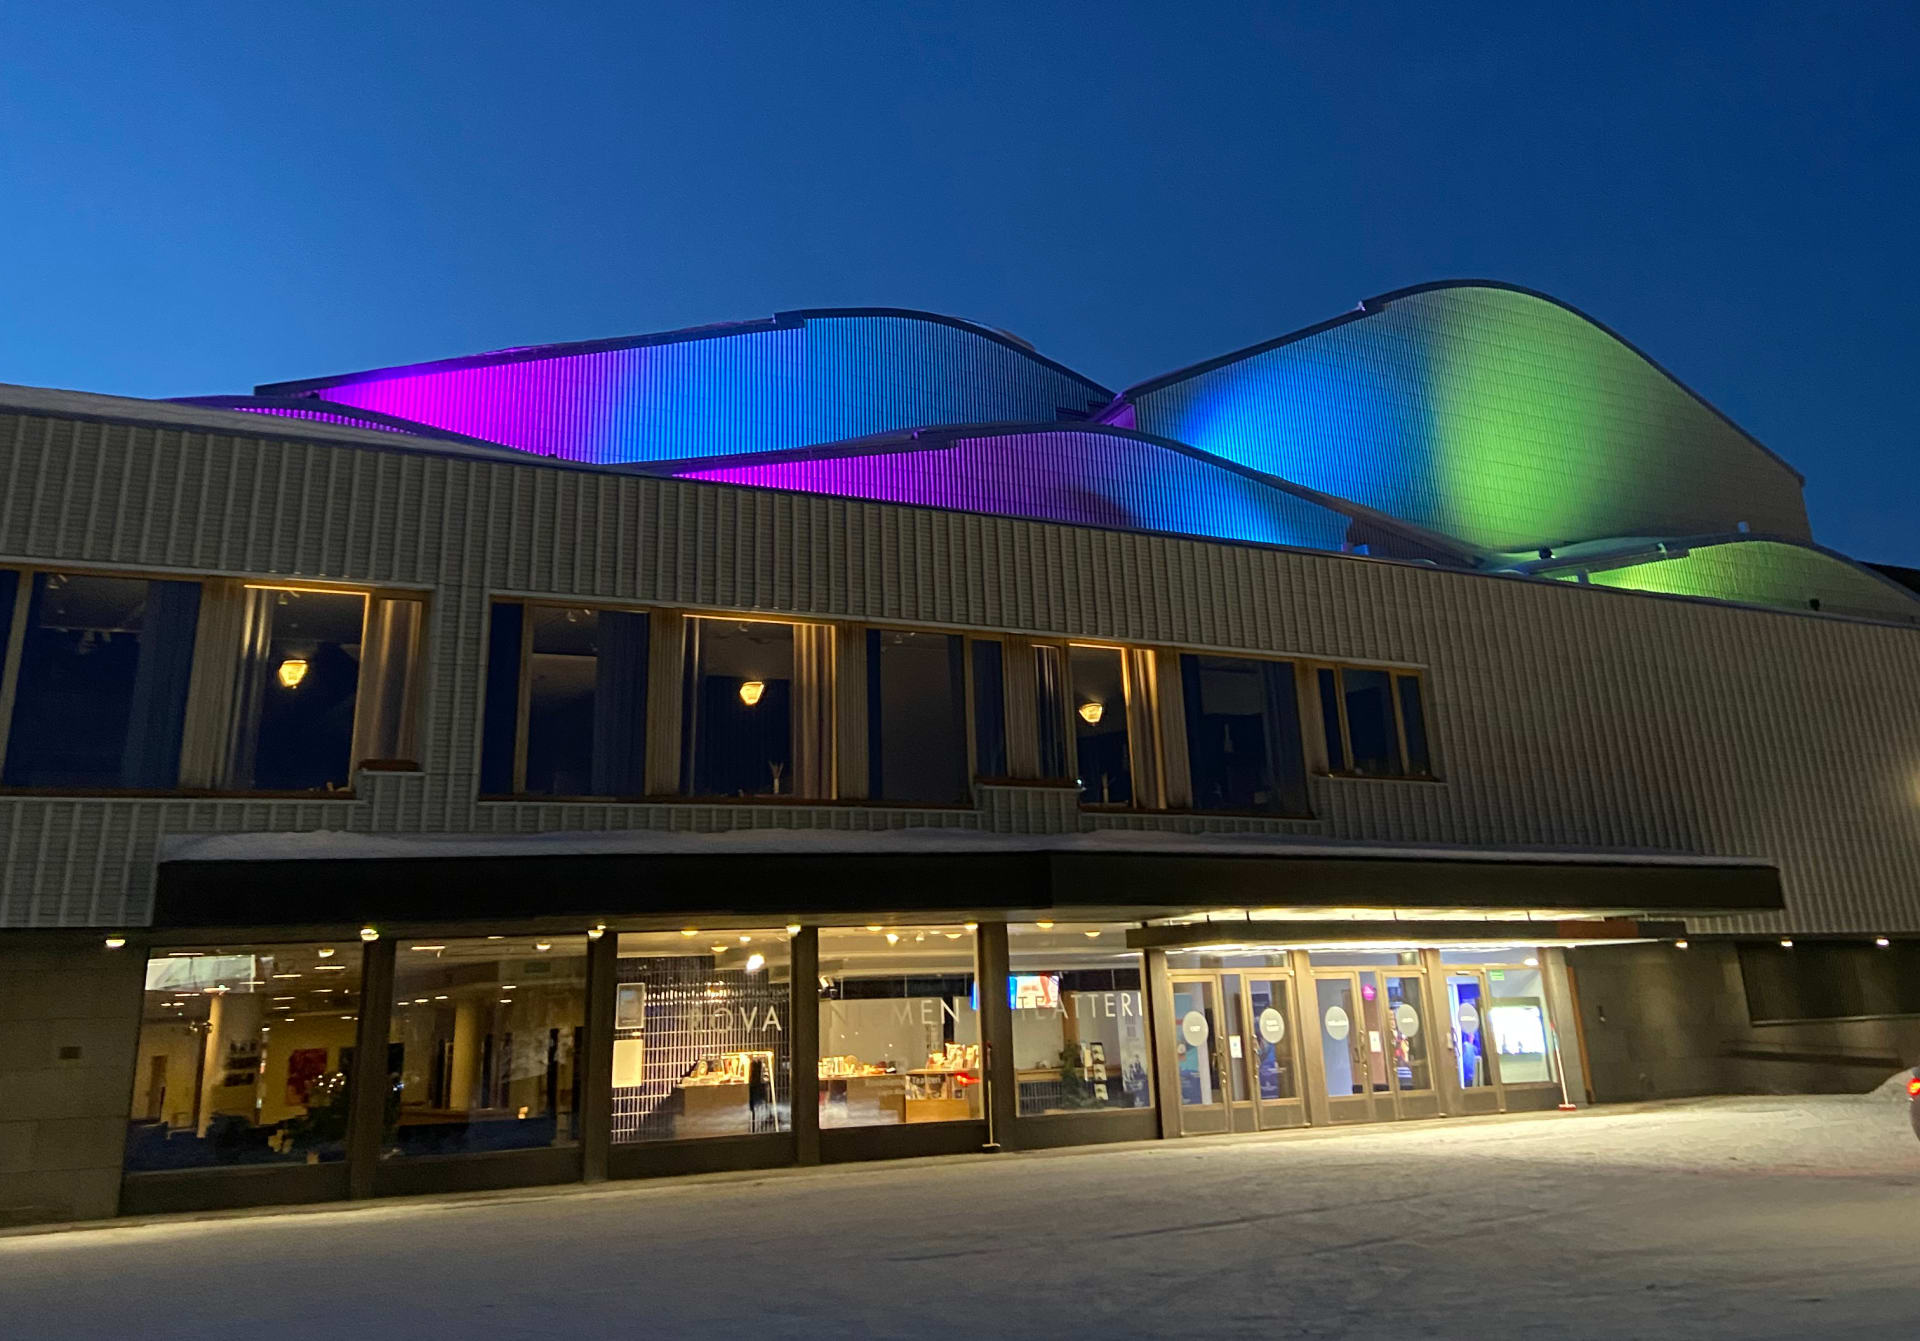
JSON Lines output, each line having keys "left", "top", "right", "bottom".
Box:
{"left": 2, "top": 282, "right": 1918, "bottom": 1227}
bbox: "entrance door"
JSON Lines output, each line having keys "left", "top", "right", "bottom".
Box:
{"left": 1169, "top": 975, "right": 1231, "bottom": 1134}
{"left": 1446, "top": 970, "right": 1502, "bottom": 1115}
{"left": 1314, "top": 970, "right": 1438, "bottom": 1122}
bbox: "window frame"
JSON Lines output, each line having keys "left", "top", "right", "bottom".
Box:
{"left": 1310, "top": 661, "right": 1437, "bottom": 781}
{"left": 1031, "top": 638, "right": 1142, "bottom": 809}
{"left": 1175, "top": 651, "right": 1313, "bottom": 819}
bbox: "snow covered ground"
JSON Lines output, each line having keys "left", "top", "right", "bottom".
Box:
{"left": 3, "top": 1093, "right": 1916, "bottom": 1338}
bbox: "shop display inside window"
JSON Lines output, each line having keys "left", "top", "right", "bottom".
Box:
{"left": 612, "top": 931, "right": 792, "bottom": 1143}
{"left": 818, "top": 926, "right": 980, "bottom": 1127}
{"left": 386, "top": 936, "right": 587, "bottom": 1156}
{"left": 125, "top": 944, "right": 360, "bottom": 1171}
{"left": 1009, "top": 924, "right": 1153, "bottom": 1115}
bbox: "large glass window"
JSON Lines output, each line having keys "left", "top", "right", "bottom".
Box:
{"left": 612, "top": 930, "right": 792, "bottom": 1142}
{"left": 126, "top": 943, "right": 360, "bottom": 1171}
{"left": 230, "top": 588, "right": 366, "bottom": 791}
{"left": 1180, "top": 654, "right": 1308, "bottom": 815}
{"left": 818, "top": 925, "right": 980, "bottom": 1127}
{"left": 683, "top": 618, "right": 798, "bottom": 797}
{"left": 1485, "top": 964, "right": 1554, "bottom": 1084}
{"left": 386, "top": 936, "right": 587, "bottom": 1156}
{"left": 1032, "top": 645, "right": 1069, "bottom": 778}
{"left": 1315, "top": 664, "right": 1434, "bottom": 780}
{"left": 970, "top": 639, "right": 1006, "bottom": 778}
{"left": 527, "top": 606, "right": 649, "bottom": 796}
{"left": 1009, "top": 924, "right": 1152, "bottom": 1116}
{"left": 4, "top": 573, "right": 200, "bottom": 789}
{"left": 867, "top": 630, "right": 968, "bottom": 804}
{"left": 1068, "top": 645, "right": 1132, "bottom": 805}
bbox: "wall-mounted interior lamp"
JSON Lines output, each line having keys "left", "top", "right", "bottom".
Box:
{"left": 359, "top": 926, "right": 380, "bottom": 942}
{"left": 738, "top": 680, "right": 765, "bottom": 707}
{"left": 103, "top": 936, "right": 127, "bottom": 950}
{"left": 1875, "top": 937, "right": 1891, "bottom": 948}
{"left": 1779, "top": 939, "right": 1794, "bottom": 948}
{"left": 1674, "top": 939, "right": 1688, "bottom": 949}
{"left": 1077, "top": 702, "right": 1103, "bottom": 725}
{"left": 276, "top": 658, "right": 310, "bottom": 689}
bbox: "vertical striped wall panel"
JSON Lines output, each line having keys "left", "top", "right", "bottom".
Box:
{"left": 0, "top": 407, "right": 1916, "bottom": 934}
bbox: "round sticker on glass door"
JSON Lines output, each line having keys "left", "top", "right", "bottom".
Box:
{"left": 1257, "top": 1007, "right": 1286, "bottom": 1044}
{"left": 1181, "top": 1011, "right": 1210, "bottom": 1047}
{"left": 1323, "top": 1005, "right": 1350, "bottom": 1041}
{"left": 1393, "top": 1002, "right": 1420, "bottom": 1037}
{"left": 1457, "top": 1003, "right": 1480, "bottom": 1034}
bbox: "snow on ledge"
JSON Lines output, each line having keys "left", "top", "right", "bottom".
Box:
{"left": 157, "top": 826, "right": 1773, "bottom": 869}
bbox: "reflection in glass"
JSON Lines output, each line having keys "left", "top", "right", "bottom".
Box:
{"left": 817, "top": 927, "right": 979, "bottom": 1127}
{"left": 1033, "top": 645, "right": 1068, "bottom": 778}
{"left": 867, "top": 630, "right": 968, "bottom": 804}
{"left": 1397, "top": 673, "right": 1431, "bottom": 776}
{"left": 125, "top": 944, "right": 359, "bottom": 1170}
{"left": 1316, "top": 976, "right": 1358, "bottom": 1098}
{"left": 523, "top": 605, "right": 649, "bottom": 796}
{"left": 1068, "top": 645, "right": 1131, "bottom": 804}
{"left": 683, "top": 619, "right": 794, "bottom": 797}
{"left": 1172, "top": 979, "right": 1220, "bottom": 1106}
{"left": 1385, "top": 975, "right": 1430, "bottom": 1091}
{"left": 1245, "top": 978, "right": 1296, "bottom": 1100}
{"left": 232, "top": 588, "right": 366, "bottom": 791}
{"left": 612, "top": 931, "right": 792, "bottom": 1142}
{"left": 1009, "top": 924, "right": 1152, "bottom": 1115}
{"left": 1316, "top": 667, "right": 1346, "bottom": 774}
{"left": 1341, "top": 668, "right": 1402, "bottom": 777}
{"left": 4, "top": 573, "right": 200, "bottom": 789}
{"left": 1449, "top": 974, "right": 1491, "bottom": 1088}
{"left": 970, "top": 639, "right": 1007, "bottom": 777}
{"left": 386, "top": 937, "right": 586, "bottom": 1156}
{"left": 1180, "top": 654, "right": 1308, "bottom": 814}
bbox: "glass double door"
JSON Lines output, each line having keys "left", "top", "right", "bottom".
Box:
{"left": 1312, "top": 970, "right": 1437, "bottom": 1122}
{"left": 1170, "top": 972, "right": 1303, "bottom": 1135}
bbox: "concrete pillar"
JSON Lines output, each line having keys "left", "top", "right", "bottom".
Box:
{"left": 579, "top": 931, "right": 616, "bottom": 1182}
{"left": 197, "top": 990, "right": 264, "bottom": 1137}
{"left": 976, "top": 922, "right": 1014, "bottom": 1149}
{"left": 1145, "top": 949, "right": 1180, "bottom": 1139}
{"left": 346, "top": 937, "right": 396, "bottom": 1199}
{"left": 448, "top": 995, "right": 484, "bottom": 1114}
{"left": 790, "top": 928, "right": 820, "bottom": 1165}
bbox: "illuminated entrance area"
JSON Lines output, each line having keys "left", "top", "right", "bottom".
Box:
{"left": 1152, "top": 943, "right": 1572, "bottom": 1134}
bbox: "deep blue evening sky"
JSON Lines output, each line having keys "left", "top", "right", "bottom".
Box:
{"left": 3, "top": 4, "right": 1915, "bottom": 562}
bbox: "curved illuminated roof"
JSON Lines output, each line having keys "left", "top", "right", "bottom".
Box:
{"left": 255, "top": 309, "right": 1111, "bottom": 466}
{"left": 1111, "top": 282, "right": 1813, "bottom": 555}
{"left": 195, "top": 283, "right": 1916, "bottom": 625}
{"left": 1524, "top": 535, "right": 1920, "bottom": 625}
{"left": 659, "top": 424, "right": 1476, "bottom": 565}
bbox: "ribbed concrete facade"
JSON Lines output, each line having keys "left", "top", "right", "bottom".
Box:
{"left": 2, "top": 392, "right": 1916, "bottom": 937}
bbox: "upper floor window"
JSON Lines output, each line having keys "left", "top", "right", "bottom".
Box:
{"left": 229, "top": 588, "right": 368, "bottom": 791}
{"left": 1, "top": 571, "right": 200, "bottom": 789}
{"left": 479, "top": 601, "right": 648, "bottom": 797}
{"left": 1180, "top": 654, "right": 1309, "bottom": 815}
{"left": 867, "top": 629, "right": 969, "bottom": 804}
{"left": 1314, "top": 664, "right": 1433, "bottom": 779}
{"left": 1068, "top": 645, "right": 1133, "bottom": 805}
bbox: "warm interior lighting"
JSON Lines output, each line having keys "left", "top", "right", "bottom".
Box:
{"left": 710, "top": 943, "right": 729, "bottom": 952}
{"left": 1780, "top": 939, "right": 1794, "bottom": 948}
{"left": 103, "top": 936, "right": 126, "bottom": 949}
{"left": 738, "top": 935, "right": 752, "bottom": 943}
{"left": 738, "top": 680, "right": 765, "bottom": 707}
{"left": 1876, "top": 937, "right": 1891, "bottom": 948}
{"left": 1675, "top": 939, "right": 1689, "bottom": 949}
{"left": 1523, "top": 956, "right": 1539, "bottom": 967}
{"left": 744, "top": 953, "right": 765, "bottom": 973}
{"left": 785, "top": 924, "right": 802, "bottom": 935}
{"left": 276, "top": 658, "right": 310, "bottom": 689}
{"left": 359, "top": 926, "right": 379, "bottom": 942}
{"left": 1077, "top": 702, "right": 1103, "bottom": 725}
{"left": 1083, "top": 930, "right": 1101, "bottom": 939}
{"left": 534, "top": 942, "right": 552, "bottom": 952}
{"left": 1035, "top": 920, "right": 1055, "bottom": 930}
{"left": 587, "top": 925, "right": 605, "bottom": 941}
{"left": 410, "top": 944, "right": 446, "bottom": 952}
{"left": 885, "top": 932, "right": 900, "bottom": 944}
{"left": 963, "top": 922, "right": 978, "bottom": 932}
{"left": 865, "top": 924, "right": 883, "bottom": 933}
{"left": 317, "top": 947, "right": 335, "bottom": 958}
{"left": 681, "top": 928, "right": 699, "bottom": 937}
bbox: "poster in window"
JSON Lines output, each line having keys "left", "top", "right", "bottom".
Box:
{"left": 616, "top": 983, "right": 647, "bottom": 1030}
{"left": 285, "top": 1047, "right": 329, "bottom": 1104}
